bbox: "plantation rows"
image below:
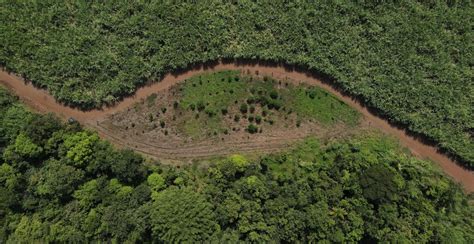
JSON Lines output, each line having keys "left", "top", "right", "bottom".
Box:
{"left": 0, "top": 1, "right": 472, "bottom": 165}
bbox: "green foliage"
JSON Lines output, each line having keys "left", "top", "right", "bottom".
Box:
{"left": 286, "top": 87, "right": 360, "bottom": 125}
{"left": 73, "top": 179, "right": 100, "bottom": 208}
{"left": 240, "top": 103, "right": 248, "bottom": 113}
{"left": 3, "top": 133, "right": 43, "bottom": 162}
{"left": 360, "top": 164, "right": 403, "bottom": 204}
{"left": 0, "top": 163, "right": 19, "bottom": 190}
{"left": 109, "top": 149, "right": 146, "bottom": 184}
{"left": 62, "top": 131, "right": 99, "bottom": 167}
{"left": 30, "top": 159, "right": 85, "bottom": 200}
{"left": 247, "top": 124, "right": 258, "bottom": 134}
{"left": 181, "top": 71, "right": 245, "bottom": 112}
{"left": 0, "top": 2, "right": 471, "bottom": 165}
{"left": 147, "top": 172, "right": 165, "bottom": 192}
{"left": 151, "top": 187, "right": 219, "bottom": 243}
{"left": 1, "top": 104, "right": 33, "bottom": 143}
{"left": 176, "top": 71, "right": 359, "bottom": 139}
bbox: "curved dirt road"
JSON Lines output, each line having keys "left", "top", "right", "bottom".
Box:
{"left": 1, "top": 62, "right": 473, "bottom": 193}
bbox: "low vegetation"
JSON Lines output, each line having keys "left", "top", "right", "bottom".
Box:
{"left": 178, "top": 71, "right": 359, "bottom": 138}
{"left": 0, "top": 87, "right": 473, "bottom": 242}
{"left": 109, "top": 71, "right": 359, "bottom": 141}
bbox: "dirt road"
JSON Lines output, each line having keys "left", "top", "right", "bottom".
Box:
{"left": 1, "top": 61, "right": 473, "bottom": 192}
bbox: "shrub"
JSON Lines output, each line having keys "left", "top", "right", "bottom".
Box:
{"left": 269, "top": 90, "right": 279, "bottom": 99}
{"left": 247, "top": 124, "right": 258, "bottom": 134}
{"left": 205, "top": 108, "right": 216, "bottom": 117}
{"left": 240, "top": 104, "right": 248, "bottom": 113}
{"left": 247, "top": 97, "right": 255, "bottom": 104}
{"left": 221, "top": 108, "right": 228, "bottom": 115}
{"left": 197, "top": 101, "right": 206, "bottom": 112}
{"left": 249, "top": 105, "right": 255, "bottom": 114}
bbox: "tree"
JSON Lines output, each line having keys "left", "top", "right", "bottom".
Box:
{"left": 3, "top": 133, "right": 43, "bottom": 163}
{"left": 0, "top": 104, "right": 32, "bottom": 142}
{"left": 30, "top": 159, "right": 85, "bottom": 200}
{"left": 0, "top": 163, "right": 19, "bottom": 190}
{"left": 147, "top": 172, "right": 165, "bottom": 192}
{"left": 7, "top": 215, "right": 47, "bottom": 242}
{"left": 62, "top": 131, "right": 99, "bottom": 167}
{"left": 151, "top": 187, "right": 219, "bottom": 243}
{"left": 73, "top": 179, "right": 101, "bottom": 208}
{"left": 109, "top": 149, "right": 146, "bottom": 184}
{"left": 359, "top": 164, "right": 401, "bottom": 205}
{"left": 25, "top": 113, "right": 62, "bottom": 145}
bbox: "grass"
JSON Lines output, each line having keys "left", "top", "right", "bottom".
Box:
{"left": 176, "top": 70, "right": 360, "bottom": 139}
{"left": 182, "top": 114, "right": 223, "bottom": 139}
{"left": 180, "top": 70, "right": 246, "bottom": 113}
{"left": 146, "top": 93, "right": 158, "bottom": 108}
{"left": 282, "top": 86, "right": 360, "bottom": 126}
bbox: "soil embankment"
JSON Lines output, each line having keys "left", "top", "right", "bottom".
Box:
{"left": 1, "top": 62, "right": 473, "bottom": 193}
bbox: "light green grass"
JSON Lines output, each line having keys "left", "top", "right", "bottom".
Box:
{"left": 282, "top": 86, "right": 360, "bottom": 126}
{"left": 180, "top": 70, "right": 246, "bottom": 113}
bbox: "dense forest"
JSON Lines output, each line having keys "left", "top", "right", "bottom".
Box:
{"left": 0, "top": 1, "right": 472, "bottom": 167}
{"left": 1, "top": 88, "right": 473, "bottom": 242}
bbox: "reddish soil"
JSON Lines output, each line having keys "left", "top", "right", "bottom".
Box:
{"left": 1, "top": 62, "right": 473, "bottom": 193}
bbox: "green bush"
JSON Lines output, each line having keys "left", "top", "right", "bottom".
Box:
{"left": 240, "top": 103, "right": 248, "bottom": 114}
{"left": 247, "top": 124, "right": 258, "bottom": 134}
{"left": 234, "top": 115, "right": 241, "bottom": 122}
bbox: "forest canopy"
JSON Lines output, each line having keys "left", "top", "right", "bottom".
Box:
{"left": 0, "top": 1, "right": 472, "bottom": 167}
{"left": 0, "top": 87, "right": 473, "bottom": 242}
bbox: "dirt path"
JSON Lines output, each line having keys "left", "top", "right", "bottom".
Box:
{"left": 1, "top": 62, "right": 473, "bottom": 193}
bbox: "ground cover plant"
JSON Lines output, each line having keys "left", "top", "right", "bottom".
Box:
{"left": 0, "top": 1, "right": 472, "bottom": 166}
{"left": 0, "top": 87, "right": 473, "bottom": 242}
